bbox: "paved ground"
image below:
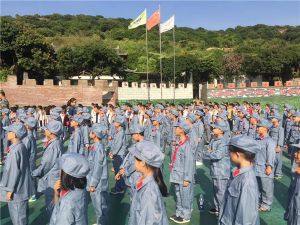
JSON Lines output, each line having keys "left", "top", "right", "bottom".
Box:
{"left": 0, "top": 129, "right": 291, "bottom": 225}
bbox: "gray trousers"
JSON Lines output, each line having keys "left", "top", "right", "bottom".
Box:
{"left": 90, "top": 190, "right": 110, "bottom": 225}
{"left": 196, "top": 139, "right": 205, "bottom": 163}
{"left": 8, "top": 200, "right": 28, "bottom": 225}
{"left": 45, "top": 194, "right": 54, "bottom": 219}
{"left": 274, "top": 149, "right": 283, "bottom": 177}
{"left": 206, "top": 128, "right": 211, "bottom": 143}
{"left": 175, "top": 182, "right": 194, "bottom": 220}
{"left": 170, "top": 145, "right": 175, "bottom": 162}
{"left": 257, "top": 177, "right": 274, "bottom": 211}
{"left": 213, "top": 178, "right": 228, "bottom": 211}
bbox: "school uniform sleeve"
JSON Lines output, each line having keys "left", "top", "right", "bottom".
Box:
{"left": 22, "top": 136, "right": 31, "bottom": 152}
{"left": 32, "top": 147, "right": 57, "bottom": 178}
{"left": 241, "top": 120, "right": 249, "bottom": 134}
{"left": 234, "top": 184, "right": 259, "bottom": 224}
{"left": 198, "top": 122, "right": 204, "bottom": 138}
{"left": 72, "top": 131, "right": 81, "bottom": 153}
{"left": 89, "top": 150, "right": 105, "bottom": 187}
{"left": 110, "top": 131, "right": 123, "bottom": 155}
{"left": 204, "top": 140, "right": 227, "bottom": 160}
{"left": 266, "top": 138, "right": 276, "bottom": 168}
{"left": 183, "top": 144, "right": 194, "bottom": 183}
{"left": 83, "top": 126, "right": 90, "bottom": 145}
{"left": 278, "top": 127, "right": 284, "bottom": 147}
{"left": 1, "top": 151, "right": 22, "bottom": 193}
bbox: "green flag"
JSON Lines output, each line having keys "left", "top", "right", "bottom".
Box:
{"left": 128, "top": 10, "right": 146, "bottom": 29}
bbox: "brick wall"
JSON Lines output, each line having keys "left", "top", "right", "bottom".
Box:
{"left": 0, "top": 76, "right": 118, "bottom": 106}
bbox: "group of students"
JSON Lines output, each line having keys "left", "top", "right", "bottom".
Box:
{"left": 1, "top": 98, "right": 300, "bottom": 225}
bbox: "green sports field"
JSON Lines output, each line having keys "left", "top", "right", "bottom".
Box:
{"left": 0, "top": 129, "right": 291, "bottom": 225}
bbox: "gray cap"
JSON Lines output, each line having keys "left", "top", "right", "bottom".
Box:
{"left": 289, "top": 110, "right": 295, "bottom": 114}
{"left": 157, "top": 105, "right": 164, "bottom": 110}
{"left": 50, "top": 112, "right": 60, "bottom": 121}
{"left": 236, "top": 106, "right": 244, "bottom": 111}
{"left": 17, "top": 113, "right": 28, "bottom": 123}
{"left": 55, "top": 153, "right": 90, "bottom": 178}
{"left": 91, "top": 123, "right": 106, "bottom": 139}
{"left": 187, "top": 106, "right": 193, "bottom": 111}
{"left": 173, "top": 120, "right": 191, "bottom": 134}
{"left": 210, "top": 120, "right": 227, "bottom": 132}
{"left": 42, "top": 120, "right": 64, "bottom": 136}
{"left": 145, "top": 110, "right": 153, "bottom": 117}
{"left": 128, "top": 124, "right": 145, "bottom": 134}
{"left": 149, "top": 106, "right": 155, "bottom": 112}
{"left": 114, "top": 115, "right": 125, "bottom": 126}
{"left": 270, "top": 104, "right": 278, "bottom": 110}
{"left": 195, "top": 110, "right": 204, "bottom": 117}
{"left": 82, "top": 107, "right": 89, "bottom": 113}
{"left": 114, "top": 108, "right": 122, "bottom": 114}
{"left": 165, "top": 107, "right": 171, "bottom": 111}
{"left": 1, "top": 108, "right": 9, "bottom": 115}
{"left": 3, "top": 122, "right": 28, "bottom": 140}
{"left": 82, "top": 113, "right": 91, "bottom": 120}
{"left": 24, "top": 117, "right": 38, "bottom": 130}
{"left": 76, "top": 107, "right": 83, "bottom": 114}
{"left": 219, "top": 105, "right": 226, "bottom": 110}
{"left": 72, "top": 115, "right": 84, "bottom": 126}
{"left": 229, "top": 135, "right": 260, "bottom": 154}
{"left": 269, "top": 112, "right": 282, "bottom": 121}
{"left": 170, "top": 109, "right": 179, "bottom": 117}
{"left": 186, "top": 113, "right": 197, "bottom": 124}
{"left": 197, "top": 106, "right": 204, "bottom": 110}
{"left": 249, "top": 113, "right": 260, "bottom": 120}
{"left": 27, "top": 108, "right": 35, "bottom": 115}
{"left": 17, "top": 109, "right": 26, "bottom": 114}
{"left": 284, "top": 104, "right": 293, "bottom": 111}
{"left": 177, "top": 106, "right": 184, "bottom": 111}
{"left": 256, "top": 119, "right": 273, "bottom": 129}
{"left": 151, "top": 114, "right": 163, "bottom": 124}
{"left": 129, "top": 141, "right": 165, "bottom": 168}
{"left": 293, "top": 111, "right": 300, "bottom": 118}
{"left": 252, "top": 105, "right": 260, "bottom": 110}
{"left": 100, "top": 107, "right": 108, "bottom": 113}
{"left": 120, "top": 106, "right": 127, "bottom": 111}
{"left": 205, "top": 106, "right": 210, "bottom": 110}
{"left": 132, "top": 106, "right": 139, "bottom": 112}
{"left": 240, "top": 109, "right": 248, "bottom": 115}
{"left": 52, "top": 107, "right": 62, "bottom": 114}
{"left": 216, "top": 112, "right": 227, "bottom": 120}
{"left": 113, "top": 110, "right": 123, "bottom": 116}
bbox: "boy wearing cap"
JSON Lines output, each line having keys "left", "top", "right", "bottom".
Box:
{"left": 150, "top": 114, "right": 164, "bottom": 153}
{"left": 22, "top": 117, "right": 38, "bottom": 202}
{"left": 0, "top": 122, "right": 31, "bottom": 225}
{"left": 236, "top": 110, "right": 249, "bottom": 135}
{"left": 177, "top": 106, "right": 184, "bottom": 122}
{"left": 195, "top": 111, "right": 205, "bottom": 166}
{"left": 1, "top": 108, "right": 11, "bottom": 161}
{"left": 255, "top": 119, "right": 276, "bottom": 212}
{"left": 215, "top": 113, "right": 230, "bottom": 143}
{"left": 283, "top": 105, "right": 292, "bottom": 128}
{"left": 288, "top": 112, "right": 300, "bottom": 172}
{"left": 204, "top": 106, "right": 212, "bottom": 143}
{"left": 218, "top": 135, "right": 260, "bottom": 225}
{"left": 232, "top": 107, "right": 242, "bottom": 133}
{"left": 168, "top": 110, "right": 179, "bottom": 165}
{"left": 82, "top": 113, "right": 91, "bottom": 158}
{"left": 109, "top": 116, "right": 126, "bottom": 194}
{"left": 248, "top": 113, "right": 260, "bottom": 139}
{"left": 130, "top": 106, "right": 140, "bottom": 128}
{"left": 144, "top": 110, "right": 153, "bottom": 141}
{"left": 284, "top": 142, "right": 300, "bottom": 224}
{"left": 67, "top": 115, "right": 85, "bottom": 156}
{"left": 116, "top": 124, "right": 144, "bottom": 199}
{"left": 50, "top": 153, "right": 90, "bottom": 225}
{"left": 170, "top": 120, "right": 194, "bottom": 223}
{"left": 203, "top": 120, "right": 230, "bottom": 215}
{"left": 99, "top": 108, "right": 110, "bottom": 150}
{"left": 285, "top": 110, "right": 295, "bottom": 156}
{"left": 32, "top": 120, "right": 64, "bottom": 219}
{"left": 88, "top": 123, "right": 110, "bottom": 224}
{"left": 269, "top": 113, "right": 284, "bottom": 179}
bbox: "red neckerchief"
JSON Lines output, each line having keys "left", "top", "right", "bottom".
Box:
{"left": 252, "top": 125, "right": 255, "bottom": 129}
{"left": 72, "top": 130, "right": 76, "bottom": 134}
{"left": 154, "top": 128, "right": 157, "bottom": 131}
{"left": 261, "top": 135, "right": 265, "bottom": 139}
{"left": 10, "top": 122, "right": 15, "bottom": 125}
{"left": 145, "top": 121, "right": 148, "bottom": 124}
{"left": 6, "top": 147, "right": 10, "bottom": 153}
{"left": 233, "top": 169, "right": 240, "bottom": 177}
{"left": 296, "top": 167, "right": 300, "bottom": 174}
{"left": 171, "top": 137, "right": 189, "bottom": 171}
{"left": 45, "top": 139, "right": 53, "bottom": 147}
{"left": 116, "top": 129, "right": 119, "bottom": 134}
{"left": 91, "top": 145, "right": 94, "bottom": 151}
{"left": 137, "top": 176, "right": 145, "bottom": 190}
{"left": 276, "top": 125, "right": 278, "bottom": 128}
{"left": 61, "top": 190, "right": 68, "bottom": 197}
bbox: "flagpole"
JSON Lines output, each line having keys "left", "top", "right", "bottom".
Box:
{"left": 159, "top": 3, "right": 162, "bottom": 103}
{"left": 173, "top": 13, "right": 175, "bottom": 104}
{"left": 146, "top": 7, "right": 150, "bottom": 103}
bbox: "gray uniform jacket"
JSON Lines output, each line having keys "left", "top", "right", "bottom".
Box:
{"left": 31, "top": 138, "right": 64, "bottom": 195}
{"left": 283, "top": 111, "right": 288, "bottom": 128}
{"left": 150, "top": 127, "right": 164, "bottom": 152}
{"left": 285, "top": 119, "right": 294, "bottom": 144}
{"left": 100, "top": 115, "right": 109, "bottom": 130}
{"left": 67, "top": 128, "right": 85, "bottom": 155}
{"left": 170, "top": 137, "right": 194, "bottom": 184}
{"left": 129, "top": 174, "right": 169, "bottom": 225}
{"left": 254, "top": 134, "right": 276, "bottom": 178}
{"left": 50, "top": 188, "right": 88, "bottom": 225}
{"left": 110, "top": 128, "right": 126, "bottom": 156}
{"left": 289, "top": 124, "right": 300, "bottom": 144}
{"left": 232, "top": 116, "right": 241, "bottom": 133}
{"left": 238, "top": 118, "right": 249, "bottom": 134}
{"left": 204, "top": 112, "right": 211, "bottom": 126}
{"left": 248, "top": 124, "right": 259, "bottom": 140}
{"left": 86, "top": 141, "right": 108, "bottom": 192}
{"left": 22, "top": 131, "right": 37, "bottom": 169}
{"left": 130, "top": 115, "right": 139, "bottom": 128}
{"left": 165, "top": 114, "right": 171, "bottom": 134}
{"left": 123, "top": 114, "right": 129, "bottom": 133}
{"left": 269, "top": 125, "right": 284, "bottom": 147}
{"left": 203, "top": 135, "right": 230, "bottom": 179}
{"left": 0, "top": 141, "right": 31, "bottom": 202}
{"left": 188, "top": 126, "right": 198, "bottom": 156}
{"left": 144, "top": 119, "right": 152, "bottom": 141}
{"left": 168, "top": 119, "right": 178, "bottom": 144}
{"left": 285, "top": 168, "right": 300, "bottom": 225}
{"left": 219, "top": 165, "right": 260, "bottom": 225}
{"left": 82, "top": 125, "right": 91, "bottom": 145}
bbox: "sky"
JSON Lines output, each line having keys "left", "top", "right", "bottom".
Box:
{"left": 1, "top": 1, "right": 299, "bottom": 30}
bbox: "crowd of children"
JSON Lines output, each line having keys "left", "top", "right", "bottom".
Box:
{"left": 1, "top": 98, "right": 300, "bottom": 225}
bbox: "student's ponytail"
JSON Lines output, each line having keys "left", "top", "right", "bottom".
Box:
{"left": 151, "top": 166, "right": 169, "bottom": 197}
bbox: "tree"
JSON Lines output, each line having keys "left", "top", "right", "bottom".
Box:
{"left": 56, "top": 47, "right": 75, "bottom": 78}
{"left": 221, "top": 53, "right": 245, "bottom": 82}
